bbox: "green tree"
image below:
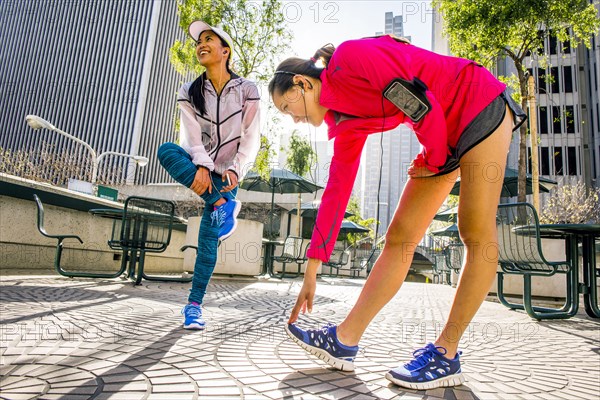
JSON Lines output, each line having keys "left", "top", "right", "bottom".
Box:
{"left": 285, "top": 130, "right": 317, "bottom": 177}
{"left": 169, "top": 0, "right": 292, "bottom": 83}
{"left": 343, "top": 196, "right": 378, "bottom": 247}
{"left": 285, "top": 130, "right": 317, "bottom": 236}
{"left": 434, "top": 0, "right": 600, "bottom": 201}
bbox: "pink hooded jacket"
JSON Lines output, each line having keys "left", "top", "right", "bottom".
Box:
{"left": 307, "top": 36, "right": 506, "bottom": 262}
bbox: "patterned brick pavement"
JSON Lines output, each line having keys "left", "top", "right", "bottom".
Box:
{"left": 0, "top": 275, "right": 598, "bottom": 400}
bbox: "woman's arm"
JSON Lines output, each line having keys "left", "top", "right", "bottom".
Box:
{"left": 306, "top": 128, "right": 369, "bottom": 262}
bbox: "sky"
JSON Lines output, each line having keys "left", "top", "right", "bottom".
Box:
{"left": 283, "top": 0, "right": 434, "bottom": 58}
{"left": 273, "top": 1, "right": 435, "bottom": 142}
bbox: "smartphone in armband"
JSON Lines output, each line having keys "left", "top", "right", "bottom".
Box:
{"left": 383, "top": 78, "right": 432, "bottom": 123}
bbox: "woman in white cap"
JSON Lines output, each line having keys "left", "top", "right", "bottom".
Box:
{"left": 158, "top": 20, "right": 261, "bottom": 329}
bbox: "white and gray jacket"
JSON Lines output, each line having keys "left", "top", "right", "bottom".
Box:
{"left": 177, "top": 73, "right": 261, "bottom": 177}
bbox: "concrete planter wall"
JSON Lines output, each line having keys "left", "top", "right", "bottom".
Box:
{"left": 0, "top": 195, "right": 186, "bottom": 275}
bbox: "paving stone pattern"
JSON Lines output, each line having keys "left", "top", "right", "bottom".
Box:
{"left": 0, "top": 276, "right": 599, "bottom": 400}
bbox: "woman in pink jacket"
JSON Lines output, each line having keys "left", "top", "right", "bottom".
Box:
{"left": 268, "top": 35, "right": 525, "bottom": 390}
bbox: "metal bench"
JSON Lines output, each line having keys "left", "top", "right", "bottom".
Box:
{"left": 34, "top": 194, "right": 127, "bottom": 279}
{"left": 496, "top": 202, "right": 576, "bottom": 320}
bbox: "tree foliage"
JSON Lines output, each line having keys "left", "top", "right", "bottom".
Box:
{"left": 343, "top": 196, "right": 378, "bottom": 247}
{"left": 253, "top": 135, "right": 276, "bottom": 180}
{"left": 169, "top": 0, "right": 292, "bottom": 83}
{"left": 285, "top": 130, "right": 316, "bottom": 177}
{"left": 540, "top": 182, "right": 600, "bottom": 224}
{"left": 434, "top": 0, "right": 600, "bottom": 201}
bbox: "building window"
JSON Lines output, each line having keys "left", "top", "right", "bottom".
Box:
{"left": 563, "top": 66, "right": 573, "bottom": 93}
{"left": 565, "top": 105, "right": 575, "bottom": 133}
{"left": 537, "top": 68, "right": 547, "bottom": 94}
{"left": 567, "top": 146, "right": 577, "bottom": 176}
{"left": 539, "top": 106, "right": 548, "bottom": 134}
{"left": 527, "top": 147, "right": 532, "bottom": 173}
{"left": 541, "top": 146, "right": 550, "bottom": 175}
{"left": 553, "top": 147, "right": 563, "bottom": 175}
{"left": 597, "top": 103, "right": 599, "bottom": 134}
{"left": 537, "top": 30, "right": 545, "bottom": 55}
{"left": 552, "top": 106, "right": 562, "bottom": 134}
{"left": 549, "top": 32, "right": 558, "bottom": 55}
{"left": 550, "top": 67, "right": 559, "bottom": 94}
{"left": 562, "top": 39, "right": 571, "bottom": 54}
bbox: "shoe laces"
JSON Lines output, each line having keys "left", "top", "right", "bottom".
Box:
{"left": 185, "top": 304, "right": 202, "bottom": 318}
{"left": 405, "top": 344, "right": 446, "bottom": 371}
{"left": 211, "top": 206, "right": 226, "bottom": 227}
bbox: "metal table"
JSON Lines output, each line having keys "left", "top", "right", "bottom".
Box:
{"left": 90, "top": 208, "right": 189, "bottom": 285}
{"left": 536, "top": 224, "right": 600, "bottom": 318}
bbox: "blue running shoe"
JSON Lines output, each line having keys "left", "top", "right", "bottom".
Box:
{"left": 211, "top": 199, "right": 241, "bottom": 241}
{"left": 285, "top": 323, "right": 358, "bottom": 371}
{"left": 385, "top": 343, "right": 464, "bottom": 389}
{"left": 182, "top": 303, "right": 205, "bottom": 330}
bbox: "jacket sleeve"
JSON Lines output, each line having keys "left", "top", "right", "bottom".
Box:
{"left": 178, "top": 85, "right": 214, "bottom": 170}
{"left": 227, "top": 83, "right": 261, "bottom": 177}
{"left": 307, "top": 128, "right": 368, "bottom": 262}
{"left": 336, "top": 39, "right": 449, "bottom": 173}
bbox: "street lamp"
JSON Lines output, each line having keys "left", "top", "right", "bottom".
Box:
{"left": 25, "top": 114, "right": 97, "bottom": 165}
{"left": 92, "top": 151, "right": 149, "bottom": 184}
{"left": 25, "top": 114, "right": 149, "bottom": 186}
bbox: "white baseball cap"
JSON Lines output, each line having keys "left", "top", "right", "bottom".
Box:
{"left": 188, "top": 20, "right": 234, "bottom": 56}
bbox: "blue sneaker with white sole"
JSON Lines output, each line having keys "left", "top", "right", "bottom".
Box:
{"left": 385, "top": 343, "right": 464, "bottom": 389}
{"left": 211, "top": 199, "right": 241, "bottom": 241}
{"left": 182, "top": 303, "right": 205, "bottom": 330}
{"left": 285, "top": 323, "right": 358, "bottom": 371}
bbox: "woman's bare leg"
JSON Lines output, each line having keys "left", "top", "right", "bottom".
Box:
{"left": 337, "top": 169, "right": 459, "bottom": 345}
{"left": 435, "top": 106, "right": 513, "bottom": 357}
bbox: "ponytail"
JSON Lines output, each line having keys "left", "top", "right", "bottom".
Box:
{"left": 268, "top": 43, "right": 335, "bottom": 96}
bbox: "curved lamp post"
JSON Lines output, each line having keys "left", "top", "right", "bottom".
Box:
{"left": 92, "top": 151, "right": 149, "bottom": 184}
{"left": 25, "top": 114, "right": 148, "bottom": 185}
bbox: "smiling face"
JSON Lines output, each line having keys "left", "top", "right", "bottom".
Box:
{"left": 195, "top": 30, "right": 229, "bottom": 67}
{"left": 271, "top": 76, "right": 328, "bottom": 127}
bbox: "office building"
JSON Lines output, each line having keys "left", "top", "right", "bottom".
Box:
{"left": 1, "top": 1, "right": 191, "bottom": 185}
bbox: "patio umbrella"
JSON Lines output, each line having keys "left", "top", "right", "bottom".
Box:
{"left": 240, "top": 168, "right": 323, "bottom": 236}
{"left": 339, "top": 220, "right": 370, "bottom": 234}
{"left": 449, "top": 168, "right": 557, "bottom": 197}
{"left": 288, "top": 201, "right": 354, "bottom": 218}
{"left": 433, "top": 206, "right": 458, "bottom": 222}
{"left": 429, "top": 224, "right": 460, "bottom": 238}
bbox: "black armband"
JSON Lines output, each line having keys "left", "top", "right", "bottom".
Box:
{"left": 383, "top": 77, "right": 432, "bottom": 122}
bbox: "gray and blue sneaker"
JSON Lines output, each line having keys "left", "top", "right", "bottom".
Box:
{"left": 285, "top": 323, "right": 359, "bottom": 371}
{"left": 182, "top": 303, "right": 205, "bottom": 330}
{"left": 211, "top": 199, "right": 241, "bottom": 241}
{"left": 385, "top": 343, "right": 464, "bottom": 389}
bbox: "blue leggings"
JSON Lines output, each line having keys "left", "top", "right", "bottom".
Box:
{"left": 157, "top": 142, "right": 237, "bottom": 304}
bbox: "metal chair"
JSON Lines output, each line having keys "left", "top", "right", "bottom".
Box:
{"left": 34, "top": 194, "right": 127, "bottom": 279}
{"left": 272, "top": 236, "right": 304, "bottom": 278}
{"left": 496, "top": 202, "right": 576, "bottom": 319}
{"left": 432, "top": 253, "right": 450, "bottom": 284}
{"left": 444, "top": 242, "right": 464, "bottom": 280}
{"left": 323, "top": 248, "right": 351, "bottom": 277}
